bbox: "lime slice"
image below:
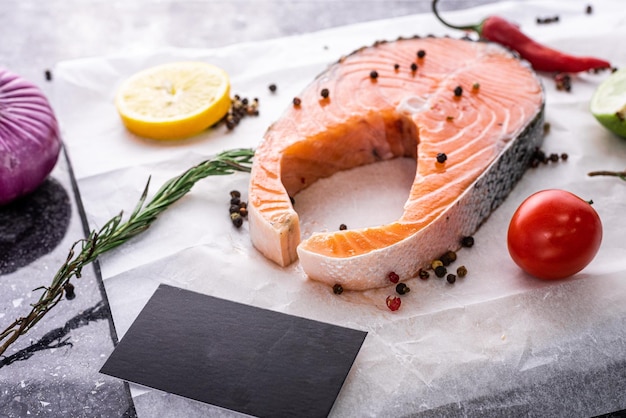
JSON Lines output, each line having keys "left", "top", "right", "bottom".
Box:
{"left": 115, "top": 62, "right": 231, "bottom": 140}
{"left": 591, "top": 68, "right": 626, "bottom": 138}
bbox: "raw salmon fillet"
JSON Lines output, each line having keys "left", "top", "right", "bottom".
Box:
{"left": 248, "top": 37, "right": 544, "bottom": 290}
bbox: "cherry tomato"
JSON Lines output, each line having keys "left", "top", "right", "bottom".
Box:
{"left": 507, "top": 189, "right": 602, "bottom": 280}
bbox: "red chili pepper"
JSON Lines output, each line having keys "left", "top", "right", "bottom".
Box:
{"left": 432, "top": 0, "right": 611, "bottom": 73}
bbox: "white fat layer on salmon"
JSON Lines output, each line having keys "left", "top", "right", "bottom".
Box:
{"left": 248, "top": 37, "right": 544, "bottom": 288}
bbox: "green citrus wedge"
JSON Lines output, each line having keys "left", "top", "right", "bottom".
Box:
{"left": 591, "top": 68, "right": 626, "bottom": 138}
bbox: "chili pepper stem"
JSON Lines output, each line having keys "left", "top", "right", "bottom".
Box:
{"left": 432, "top": 0, "right": 484, "bottom": 35}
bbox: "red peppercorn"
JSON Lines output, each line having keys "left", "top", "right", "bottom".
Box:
{"left": 386, "top": 295, "right": 401, "bottom": 311}
{"left": 388, "top": 271, "right": 400, "bottom": 283}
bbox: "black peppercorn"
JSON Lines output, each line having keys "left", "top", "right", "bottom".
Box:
{"left": 457, "top": 265, "right": 468, "bottom": 277}
{"left": 396, "top": 283, "right": 410, "bottom": 295}
{"left": 268, "top": 83, "right": 277, "bottom": 93}
{"left": 339, "top": 224, "right": 347, "bottom": 231}
{"left": 293, "top": 97, "right": 302, "bottom": 106}
{"left": 434, "top": 265, "right": 447, "bottom": 278}
{"left": 446, "top": 274, "right": 457, "bottom": 284}
{"left": 321, "top": 88, "right": 330, "bottom": 99}
{"left": 417, "top": 49, "right": 426, "bottom": 59}
{"left": 231, "top": 212, "right": 243, "bottom": 228}
{"left": 461, "top": 236, "right": 475, "bottom": 248}
{"left": 440, "top": 250, "right": 457, "bottom": 266}
{"left": 418, "top": 269, "right": 430, "bottom": 280}
{"left": 410, "top": 63, "right": 418, "bottom": 72}
{"left": 230, "top": 190, "right": 241, "bottom": 199}
{"left": 394, "top": 63, "right": 400, "bottom": 71}
{"left": 370, "top": 70, "right": 379, "bottom": 80}
{"left": 454, "top": 86, "right": 463, "bottom": 97}
{"left": 436, "top": 152, "right": 447, "bottom": 163}
{"left": 333, "top": 284, "right": 344, "bottom": 295}
{"left": 64, "top": 282, "right": 76, "bottom": 300}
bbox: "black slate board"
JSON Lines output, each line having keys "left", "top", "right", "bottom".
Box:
{"left": 100, "top": 284, "right": 367, "bottom": 418}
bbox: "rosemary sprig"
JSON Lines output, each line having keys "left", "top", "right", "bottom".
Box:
{"left": 0, "top": 147, "right": 255, "bottom": 357}
{"left": 588, "top": 169, "right": 626, "bottom": 181}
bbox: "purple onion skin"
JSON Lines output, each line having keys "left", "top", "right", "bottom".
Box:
{"left": 0, "top": 67, "right": 61, "bottom": 205}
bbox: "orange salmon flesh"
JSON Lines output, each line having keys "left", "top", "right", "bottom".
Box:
{"left": 248, "top": 36, "right": 544, "bottom": 290}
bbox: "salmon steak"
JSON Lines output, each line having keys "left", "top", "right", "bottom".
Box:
{"left": 248, "top": 36, "right": 544, "bottom": 290}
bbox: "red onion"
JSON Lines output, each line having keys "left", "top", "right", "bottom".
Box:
{"left": 0, "top": 67, "right": 61, "bottom": 205}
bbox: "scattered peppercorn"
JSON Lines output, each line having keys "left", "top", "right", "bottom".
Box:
{"left": 586, "top": 5, "right": 593, "bottom": 14}
{"left": 434, "top": 265, "right": 447, "bottom": 278}
{"left": 472, "top": 82, "right": 480, "bottom": 91}
{"left": 293, "top": 97, "right": 302, "bottom": 107}
{"left": 396, "top": 283, "right": 410, "bottom": 295}
{"left": 321, "top": 88, "right": 330, "bottom": 99}
{"left": 454, "top": 86, "right": 463, "bottom": 97}
{"left": 446, "top": 274, "right": 457, "bottom": 284}
{"left": 440, "top": 250, "right": 457, "bottom": 266}
{"left": 388, "top": 271, "right": 400, "bottom": 283}
{"left": 394, "top": 63, "right": 400, "bottom": 71}
{"left": 529, "top": 147, "right": 568, "bottom": 168}
{"left": 418, "top": 269, "right": 430, "bottom": 280}
{"left": 370, "top": 70, "right": 379, "bottom": 80}
{"left": 229, "top": 191, "right": 249, "bottom": 226}
{"left": 536, "top": 15, "right": 559, "bottom": 24}
{"left": 431, "top": 259, "right": 443, "bottom": 269}
{"left": 410, "top": 63, "right": 418, "bottom": 72}
{"left": 333, "top": 284, "right": 344, "bottom": 295}
{"left": 436, "top": 152, "right": 447, "bottom": 163}
{"left": 44, "top": 69, "right": 52, "bottom": 82}
{"left": 457, "top": 265, "right": 468, "bottom": 277}
{"left": 386, "top": 295, "right": 402, "bottom": 311}
{"left": 268, "top": 83, "right": 277, "bottom": 93}
{"left": 231, "top": 212, "right": 243, "bottom": 228}
{"left": 224, "top": 94, "right": 259, "bottom": 130}
{"left": 461, "top": 236, "right": 475, "bottom": 248}
{"left": 554, "top": 73, "right": 571, "bottom": 92}
{"left": 543, "top": 122, "right": 551, "bottom": 135}
{"left": 64, "top": 282, "right": 76, "bottom": 300}
{"left": 417, "top": 49, "right": 426, "bottom": 59}
{"left": 339, "top": 224, "right": 347, "bottom": 231}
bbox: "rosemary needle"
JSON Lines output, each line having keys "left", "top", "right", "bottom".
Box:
{"left": 0, "top": 148, "right": 255, "bottom": 357}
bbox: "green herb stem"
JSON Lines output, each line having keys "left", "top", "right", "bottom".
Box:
{"left": 0, "top": 147, "right": 255, "bottom": 357}
{"left": 588, "top": 169, "right": 626, "bottom": 181}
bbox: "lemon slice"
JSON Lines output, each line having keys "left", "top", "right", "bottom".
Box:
{"left": 115, "top": 62, "right": 231, "bottom": 140}
{"left": 591, "top": 68, "right": 626, "bottom": 139}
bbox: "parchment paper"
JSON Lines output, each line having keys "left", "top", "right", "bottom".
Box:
{"left": 53, "top": 1, "right": 626, "bottom": 416}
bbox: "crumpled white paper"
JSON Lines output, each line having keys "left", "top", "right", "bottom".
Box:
{"left": 53, "top": 1, "right": 626, "bottom": 416}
